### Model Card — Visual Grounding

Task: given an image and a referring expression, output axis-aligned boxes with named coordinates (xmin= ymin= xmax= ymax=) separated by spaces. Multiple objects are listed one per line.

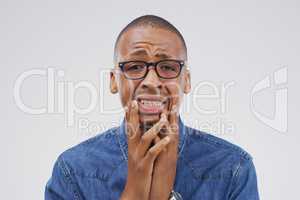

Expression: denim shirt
xmin=45 ymin=118 xmax=259 ymax=200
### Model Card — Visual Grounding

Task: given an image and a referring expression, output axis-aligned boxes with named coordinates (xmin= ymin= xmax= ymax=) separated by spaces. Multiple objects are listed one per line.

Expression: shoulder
xmin=185 ymin=126 xmax=252 ymax=160
xmin=182 ymin=126 xmax=254 ymax=179
xmin=55 ymin=127 xmax=124 ymax=180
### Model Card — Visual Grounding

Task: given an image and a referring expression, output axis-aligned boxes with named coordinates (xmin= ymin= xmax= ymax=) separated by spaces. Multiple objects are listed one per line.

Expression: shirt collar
xmin=117 ymin=116 xmax=187 ymax=161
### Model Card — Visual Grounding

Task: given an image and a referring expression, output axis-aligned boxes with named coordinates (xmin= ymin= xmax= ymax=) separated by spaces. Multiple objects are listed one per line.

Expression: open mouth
xmin=136 ymin=96 xmax=168 ymax=114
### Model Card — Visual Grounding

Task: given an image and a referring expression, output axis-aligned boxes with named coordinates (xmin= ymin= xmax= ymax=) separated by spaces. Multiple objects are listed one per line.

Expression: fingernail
xmin=172 ymin=105 xmax=177 ymax=112
xmin=132 ymin=100 xmax=137 ymax=108
xmin=172 ymin=105 xmax=179 ymax=116
xmin=161 ymin=113 xmax=166 ymax=121
xmin=165 ymin=136 xmax=170 ymax=143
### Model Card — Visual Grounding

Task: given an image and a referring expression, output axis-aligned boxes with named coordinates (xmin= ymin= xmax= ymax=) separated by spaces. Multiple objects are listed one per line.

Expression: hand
xmin=120 ymin=100 xmax=171 ymax=200
xmin=149 ymin=106 xmax=179 ymax=200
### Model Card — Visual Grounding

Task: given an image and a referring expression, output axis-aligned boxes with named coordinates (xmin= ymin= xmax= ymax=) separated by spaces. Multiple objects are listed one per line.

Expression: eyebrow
xmin=128 ymin=49 xmax=172 ymax=59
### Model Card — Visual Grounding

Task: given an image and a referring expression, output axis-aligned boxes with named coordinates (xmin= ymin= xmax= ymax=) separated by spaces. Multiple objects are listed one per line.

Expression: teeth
xmin=141 ymin=100 xmax=162 ymax=107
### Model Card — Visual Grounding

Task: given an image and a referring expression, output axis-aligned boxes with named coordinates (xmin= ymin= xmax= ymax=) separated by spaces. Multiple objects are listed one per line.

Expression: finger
xmin=155 ymin=134 xmax=168 ymax=152
xmin=153 ymin=136 xmax=161 ymax=151
xmin=144 ymin=136 xmax=170 ymax=163
xmin=126 ymin=100 xmax=140 ymax=145
xmin=137 ymin=113 xmax=167 ymax=156
xmin=130 ymin=100 xmax=140 ymax=140
xmin=158 ymin=110 xmax=169 ymax=138
xmin=125 ymin=103 xmax=132 ymax=137
xmin=169 ymin=105 xmax=179 ymax=135
xmin=169 ymin=105 xmax=178 ymax=124
xmin=124 ymin=105 xmax=130 ymax=123
xmin=154 ymin=136 xmax=160 ymax=144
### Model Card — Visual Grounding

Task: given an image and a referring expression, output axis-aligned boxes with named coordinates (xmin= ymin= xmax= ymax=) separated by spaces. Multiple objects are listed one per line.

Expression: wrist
xmin=120 ymin=185 xmax=147 ymax=200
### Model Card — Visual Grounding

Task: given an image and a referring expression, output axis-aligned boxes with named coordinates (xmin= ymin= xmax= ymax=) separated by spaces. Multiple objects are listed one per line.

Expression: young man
xmin=45 ymin=15 xmax=259 ymax=200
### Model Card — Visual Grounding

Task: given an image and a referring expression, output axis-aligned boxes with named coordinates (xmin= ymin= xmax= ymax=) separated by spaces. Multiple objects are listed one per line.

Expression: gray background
xmin=1 ymin=0 xmax=299 ymax=199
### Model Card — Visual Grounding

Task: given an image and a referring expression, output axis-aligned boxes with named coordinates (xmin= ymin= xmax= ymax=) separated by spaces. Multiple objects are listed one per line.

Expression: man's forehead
xmin=116 ymin=27 xmax=186 ymax=60
xmin=129 ymin=48 xmax=172 ymax=59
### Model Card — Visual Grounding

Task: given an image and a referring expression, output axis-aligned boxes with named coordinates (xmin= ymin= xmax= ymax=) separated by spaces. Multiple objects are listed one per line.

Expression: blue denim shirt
xmin=45 ymin=118 xmax=259 ymax=200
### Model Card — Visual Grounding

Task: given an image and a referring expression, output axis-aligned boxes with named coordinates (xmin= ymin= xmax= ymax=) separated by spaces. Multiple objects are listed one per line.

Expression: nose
xmin=140 ymin=66 xmax=162 ymax=91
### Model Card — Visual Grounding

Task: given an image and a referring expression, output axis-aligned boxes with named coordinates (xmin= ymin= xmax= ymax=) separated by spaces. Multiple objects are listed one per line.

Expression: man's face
xmin=111 ymin=26 xmax=191 ymax=125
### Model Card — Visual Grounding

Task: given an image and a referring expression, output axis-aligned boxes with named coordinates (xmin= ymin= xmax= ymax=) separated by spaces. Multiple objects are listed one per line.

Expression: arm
xmin=45 ymin=157 xmax=82 ymax=200
xmin=228 ymin=158 xmax=260 ymax=200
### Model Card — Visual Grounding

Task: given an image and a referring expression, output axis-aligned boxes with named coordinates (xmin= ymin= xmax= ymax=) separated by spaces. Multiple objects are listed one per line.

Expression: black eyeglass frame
xmin=118 ymin=59 xmax=185 ymax=80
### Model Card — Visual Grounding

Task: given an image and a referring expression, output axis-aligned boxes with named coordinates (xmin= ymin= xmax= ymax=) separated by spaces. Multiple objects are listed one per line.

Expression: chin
xmin=139 ymin=114 xmax=160 ymax=125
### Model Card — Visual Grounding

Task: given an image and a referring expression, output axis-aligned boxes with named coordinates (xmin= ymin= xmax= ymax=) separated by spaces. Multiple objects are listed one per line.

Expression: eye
xmin=160 ymin=65 xmax=177 ymax=72
xmin=125 ymin=64 xmax=145 ymax=72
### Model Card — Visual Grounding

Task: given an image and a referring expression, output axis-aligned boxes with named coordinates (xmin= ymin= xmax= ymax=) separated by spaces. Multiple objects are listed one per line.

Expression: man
xmin=45 ymin=15 xmax=259 ymax=200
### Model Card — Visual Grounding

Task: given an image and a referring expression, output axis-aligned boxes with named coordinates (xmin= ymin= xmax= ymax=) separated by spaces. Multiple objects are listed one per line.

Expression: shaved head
xmin=110 ymin=14 xmax=191 ymax=124
xmin=114 ymin=15 xmax=187 ymax=62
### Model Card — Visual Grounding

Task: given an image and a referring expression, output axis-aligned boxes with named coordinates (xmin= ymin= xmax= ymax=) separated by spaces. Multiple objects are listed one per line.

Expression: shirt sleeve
xmin=228 ymin=157 xmax=260 ymax=200
xmin=45 ymin=157 xmax=83 ymax=200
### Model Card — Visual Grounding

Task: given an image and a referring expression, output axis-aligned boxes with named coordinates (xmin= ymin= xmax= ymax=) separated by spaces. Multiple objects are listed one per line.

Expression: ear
xmin=110 ymin=70 xmax=118 ymax=94
xmin=183 ymin=68 xmax=191 ymax=94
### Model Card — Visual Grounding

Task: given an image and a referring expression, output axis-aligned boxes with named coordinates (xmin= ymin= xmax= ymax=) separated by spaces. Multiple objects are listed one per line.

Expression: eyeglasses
xmin=118 ymin=59 xmax=185 ymax=80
